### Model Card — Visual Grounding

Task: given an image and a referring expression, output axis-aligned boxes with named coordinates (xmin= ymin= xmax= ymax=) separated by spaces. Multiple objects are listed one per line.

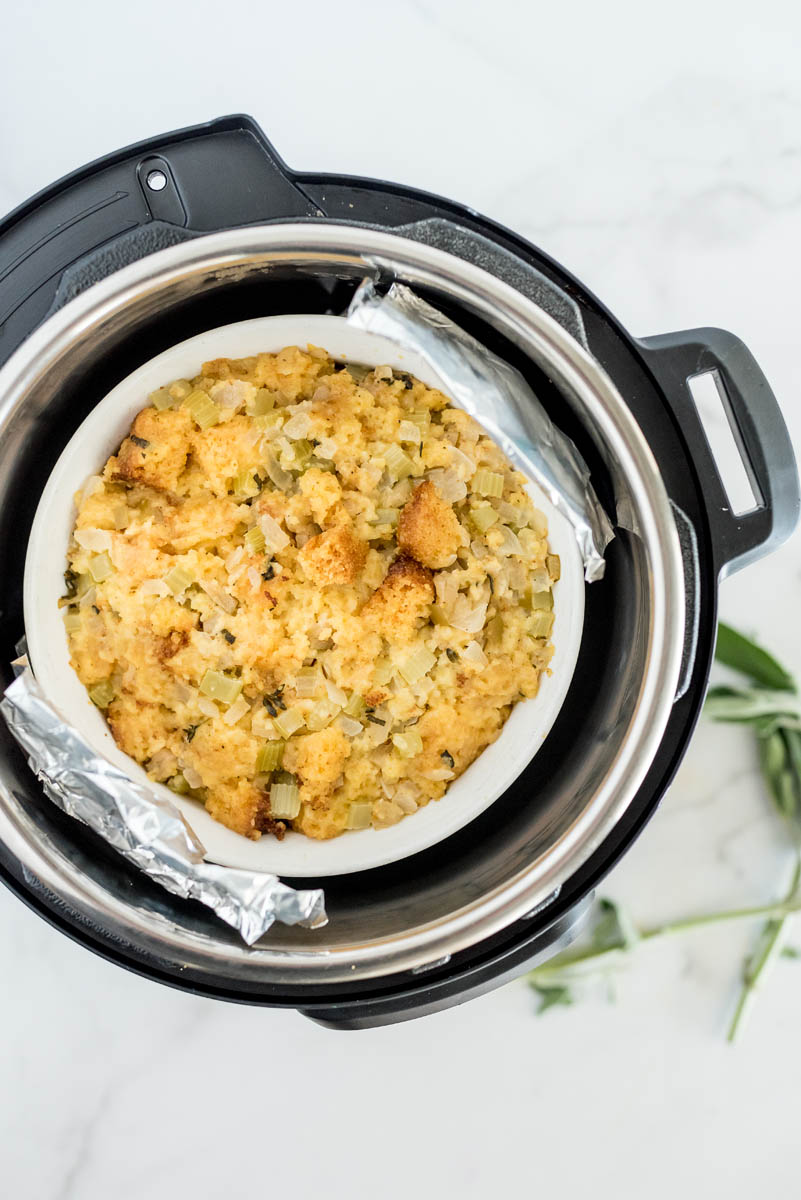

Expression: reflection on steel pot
xmin=0 ymin=115 xmax=797 ymax=1028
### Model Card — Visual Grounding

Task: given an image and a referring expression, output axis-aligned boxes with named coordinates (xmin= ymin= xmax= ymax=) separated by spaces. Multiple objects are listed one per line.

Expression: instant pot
xmin=0 ymin=114 xmax=797 ymax=1027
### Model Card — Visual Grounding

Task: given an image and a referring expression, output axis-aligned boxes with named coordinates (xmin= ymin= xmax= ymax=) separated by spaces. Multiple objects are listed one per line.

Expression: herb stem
xmin=528 ymin=892 xmax=801 ymax=983
xmin=726 ymin=855 xmax=801 ymax=1043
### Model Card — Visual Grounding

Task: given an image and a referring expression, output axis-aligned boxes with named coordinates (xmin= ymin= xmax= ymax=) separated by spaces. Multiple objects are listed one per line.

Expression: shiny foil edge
xmin=347 ymin=280 xmax=614 ymax=581
xmin=0 ymin=668 xmax=327 ymax=944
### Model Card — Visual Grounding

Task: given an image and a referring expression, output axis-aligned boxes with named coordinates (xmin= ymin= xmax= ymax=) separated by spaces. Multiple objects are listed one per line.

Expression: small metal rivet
xmin=146 ymin=169 xmax=168 ymax=192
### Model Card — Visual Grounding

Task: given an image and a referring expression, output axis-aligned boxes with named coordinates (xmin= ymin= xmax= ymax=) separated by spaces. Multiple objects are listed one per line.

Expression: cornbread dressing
xmin=63 ymin=346 xmax=557 ymax=841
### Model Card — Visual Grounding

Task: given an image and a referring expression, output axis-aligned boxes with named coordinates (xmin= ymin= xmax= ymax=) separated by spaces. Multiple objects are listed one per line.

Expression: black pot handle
xmin=639 ymin=328 xmax=799 ymax=577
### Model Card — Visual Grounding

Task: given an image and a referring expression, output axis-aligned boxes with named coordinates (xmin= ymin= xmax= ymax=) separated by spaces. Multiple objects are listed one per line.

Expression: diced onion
xmin=222 ymin=695 xmax=249 ymax=726
xmin=346 ymin=802 xmax=373 ymax=830
xmin=495 ymin=525 xmax=523 ymax=557
xmin=306 ymin=698 xmax=341 ymax=731
xmin=247 ymin=566 xmax=262 ymax=589
xmin=140 ymin=579 xmax=171 ymax=598
xmin=530 ymin=509 xmax=548 ymax=537
xmin=518 ymin=528 xmax=543 ymax=560
xmin=470 ymin=504 xmax=499 ymax=534
xmin=183 ymin=766 xmax=204 ymax=789
xmin=371 ymin=507 xmax=399 ymax=527
xmin=398 ymin=420 xmax=422 ymax=444
xmin=259 ymin=513 xmax=290 ymax=552
xmin=427 ymin=468 xmax=467 ymax=503
xmin=212 ymin=380 xmax=251 ymax=410
xmin=392 ymin=729 xmax=423 ymax=758
xmin=256 ymin=741 xmax=285 ymax=773
xmin=394 ymin=782 xmax=420 ymax=813
xmin=283 ymin=411 xmax=312 ymax=439
xmin=398 ymin=646 xmax=436 ymax=685
xmin=434 ymin=572 xmax=458 ymax=607
xmin=202 ymin=611 xmax=224 ymax=635
xmin=421 ymin=768 xmax=455 ymax=783
xmin=269 ymin=777 xmax=300 ymax=819
xmin=462 ymin=640 xmax=488 ymax=666
xmin=449 ymin=445 xmax=476 ymax=475
xmin=324 ymin=678 xmax=348 ymax=706
xmin=81 ymin=474 xmax=105 ymax=499
xmin=263 ymin=449 xmax=294 ymax=491
xmin=198 ymin=697 xmax=219 ymax=719
xmin=315 ymin=436 xmax=338 ymax=459
xmin=89 ymin=552 xmax=114 ymax=583
xmin=338 ymin=714 xmax=363 ymax=738
xmin=74 ymin=528 xmax=112 ymax=553
xmin=450 ymin=596 xmax=488 ymax=634
xmin=248 ymin=388 xmax=277 ymax=416
xmin=200 ymin=582 xmax=237 ymax=614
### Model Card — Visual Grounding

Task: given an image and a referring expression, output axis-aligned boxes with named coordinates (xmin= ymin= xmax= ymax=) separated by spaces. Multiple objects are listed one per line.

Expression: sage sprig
xmin=526 ymin=622 xmax=801 ymax=1041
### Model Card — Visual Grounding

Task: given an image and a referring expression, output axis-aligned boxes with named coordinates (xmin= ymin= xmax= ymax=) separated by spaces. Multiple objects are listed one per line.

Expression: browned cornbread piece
xmin=108 ymin=407 xmax=192 ymax=492
xmin=298 ymin=526 xmax=367 ymax=587
xmin=361 ymin=553 xmax=434 ymax=635
xmin=397 ymin=479 xmax=462 ymax=569
xmin=284 ymin=726 xmax=351 ymax=811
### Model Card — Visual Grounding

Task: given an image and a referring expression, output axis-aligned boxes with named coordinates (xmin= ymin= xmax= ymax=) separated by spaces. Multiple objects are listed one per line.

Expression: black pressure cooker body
xmin=0 ymin=115 xmax=796 ymax=1027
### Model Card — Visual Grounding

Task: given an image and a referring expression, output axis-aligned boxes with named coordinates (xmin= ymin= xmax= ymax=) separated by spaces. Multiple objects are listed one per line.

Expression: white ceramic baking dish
xmin=23 ymin=314 xmax=584 ymax=876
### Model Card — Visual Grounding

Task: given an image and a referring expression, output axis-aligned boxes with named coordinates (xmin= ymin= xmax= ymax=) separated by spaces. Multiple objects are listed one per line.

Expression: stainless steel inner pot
xmin=0 ymin=223 xmax=685 ymax=983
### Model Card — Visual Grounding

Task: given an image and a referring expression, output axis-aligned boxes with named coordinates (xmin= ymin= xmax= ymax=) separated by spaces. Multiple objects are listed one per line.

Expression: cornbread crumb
xmin=398 ymin=480 xmax=462 ymax=568
xmin=298 ymin=526 xmax=367 ymax=586
xmin=362 ymin=554 xmax=434 ymax=635
xmin=109 ymin=407 xmax=192 ymax=492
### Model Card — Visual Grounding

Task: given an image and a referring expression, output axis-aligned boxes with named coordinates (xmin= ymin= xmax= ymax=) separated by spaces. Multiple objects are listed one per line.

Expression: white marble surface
xmin=2 ymin=2 xmax=801 ymax=1196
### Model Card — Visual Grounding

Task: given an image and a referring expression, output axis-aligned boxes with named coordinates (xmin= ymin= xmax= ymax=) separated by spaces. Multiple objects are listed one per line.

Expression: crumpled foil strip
xmin=347 ymin=280 xmax=614 ymax=582
xmin=1 ymin=667 xmax=327 ymax=944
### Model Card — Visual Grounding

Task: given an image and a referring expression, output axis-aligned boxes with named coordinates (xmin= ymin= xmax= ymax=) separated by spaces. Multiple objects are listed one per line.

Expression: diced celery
xmin=398 ymin=646 xmax=437 ymax=684
xmin=309 ymin=457 xmax=335 ymax=473
xmin=168 ymin=379 xmax=193 ymax=401
xmin=88 ymin=679 xmax=115 ymax=709
xmin=546 ymin=553 xmax=561 ymax=582
xmin=89 ymin=552 xmax=114 ymax=583
xmin=256 ymin=741 xmax=285 ymax=774
xmin=343 ymin=693 xmax=366 ymax=720
xmin=408 ymin=409 xmax=430 ymax=428
xmin=183 ymin=389 xmax=220 ymax=429
xmin=385 ymin=444 xmax=414 ymax=479
xmin=231 ymin=470 xmax=260 ymax=499
xmin=473 ymin=469 xmax=504 ymax=498
xmin=470 ymin=504 xmax=499 ymax=534
xmin=430 ymin=604 xmax=450 ymax=626
xmin=392 ymin=729 xmax=424 ymax=758
xmin=295 ymin=667 xmax=320 ymax=698
xmin=74 ymin=573 xmax=94 ymax=599
xmin=199 ymin=670 xmax=242 ymax=706
xmin=63 ymin=609 xmax=82 ymax=634
xmin=273 ymin=706 xmax=305 ymax=738
xmin=290 ymin=439 xmax=314 ymax=470
xmin=528 ymin=611 xmax=554 ymax=639
xmin=372 ymin=508 xmax=399 ymax=526
xmin=346 ymin=801 xmax=373 ymax=830
xmin=530 ymin=590 xmax=553 ymax=612
xmin=164 ymin=565 xmax=194 ymax=595
xmin=249 ymin=388 xmax=277 ymax=415
xmin=149 ymin=386 xmax=175 ymax=411
xmin=168 ymin=774 xmax=190 ymax=795
xmin=245 ymin=527 xmax=266 ymax=554
xmin=269 ymin=776 xmax=301 ymax=819
xmin=486 ymin=614 xmax=504 ymax=647
xmin=253 ymin=410 xmax=284 ymax=431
